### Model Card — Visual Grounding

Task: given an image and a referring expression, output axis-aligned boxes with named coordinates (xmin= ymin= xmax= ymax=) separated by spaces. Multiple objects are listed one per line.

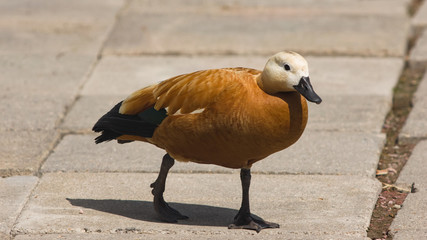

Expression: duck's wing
xmin=120 ymin=68 xmax=261 ymax=116
xmin=93 ymin=68 xmax=260 ymax=143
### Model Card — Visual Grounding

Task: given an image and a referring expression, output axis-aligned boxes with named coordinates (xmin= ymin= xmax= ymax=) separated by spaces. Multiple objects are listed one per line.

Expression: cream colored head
xmin=260 ymin=51 xmax=309 ymax=93
xmin=259 ymin=51 xmax=322 ymax=104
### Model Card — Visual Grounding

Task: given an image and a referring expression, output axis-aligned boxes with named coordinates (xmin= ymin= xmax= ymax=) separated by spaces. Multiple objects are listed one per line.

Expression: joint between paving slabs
xmin=9 ymin=177 xmax=43 ymax=239
xmin=37 ymin=3 xmax=129 ymax=178
xmin=35 ymin=132 xmax=65 ymax=178
xmin=54 ymin=0 xmax=127 ymax=131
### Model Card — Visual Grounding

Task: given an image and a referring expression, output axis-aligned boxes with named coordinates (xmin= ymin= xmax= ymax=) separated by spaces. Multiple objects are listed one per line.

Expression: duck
xmin=93 ymin=51 xmax=322 ymax=232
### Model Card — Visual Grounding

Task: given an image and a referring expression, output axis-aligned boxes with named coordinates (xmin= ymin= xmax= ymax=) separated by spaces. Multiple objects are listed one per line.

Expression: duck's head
xmin=259 ymin=51 xmax=322 ymax=104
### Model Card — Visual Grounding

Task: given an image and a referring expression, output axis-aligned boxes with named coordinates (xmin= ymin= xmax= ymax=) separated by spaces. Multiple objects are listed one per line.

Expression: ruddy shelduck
xmin=93 ymin=51 xmax=322 ymax=232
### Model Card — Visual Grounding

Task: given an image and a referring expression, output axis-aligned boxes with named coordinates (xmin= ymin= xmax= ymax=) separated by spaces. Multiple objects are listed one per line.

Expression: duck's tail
xmin=92 ymin=101 xmax=162 ymax=144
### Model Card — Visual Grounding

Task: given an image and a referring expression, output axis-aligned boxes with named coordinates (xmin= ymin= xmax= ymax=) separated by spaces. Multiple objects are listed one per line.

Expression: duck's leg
xmin=228 ymin=168 xmax=280 ymax=232
xmin=150 ymin=153 xmax=188 ymax=222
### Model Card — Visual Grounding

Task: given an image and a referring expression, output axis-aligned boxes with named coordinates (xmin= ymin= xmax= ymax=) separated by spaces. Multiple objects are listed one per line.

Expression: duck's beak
xmin=293 ymin=76 xmax=322 ymax=104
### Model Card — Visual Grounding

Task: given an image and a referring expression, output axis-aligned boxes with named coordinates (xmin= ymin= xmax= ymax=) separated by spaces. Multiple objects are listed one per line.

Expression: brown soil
xmin=368 ymin=190 xmax=409 ymax=239
xmin=377 ymin=68 xmax=424 ymax=185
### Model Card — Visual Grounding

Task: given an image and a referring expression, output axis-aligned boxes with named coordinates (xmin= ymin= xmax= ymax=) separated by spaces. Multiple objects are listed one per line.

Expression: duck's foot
xmin=151 ymin=188 xmax=188 ymax=223
xmin=228 ymin=212 xmax=279 ymax=233
xmin=229 ymin=168 xmax=280 ymax=232
xmin=150 ymin=154 xmax=188 ymax=223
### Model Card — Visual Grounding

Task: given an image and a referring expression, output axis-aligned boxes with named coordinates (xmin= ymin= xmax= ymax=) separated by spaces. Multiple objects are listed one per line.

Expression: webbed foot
xmin=228 ymin=211 xmax=279 ymax=233
xmin=151 ymin=181 xmax=188 ymax=222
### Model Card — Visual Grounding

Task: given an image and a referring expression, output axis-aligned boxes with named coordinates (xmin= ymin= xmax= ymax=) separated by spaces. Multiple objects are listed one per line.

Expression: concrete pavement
xmin=102 ymin=0 xmax=409 ymax=56
xmin=0 ymin=0 xmax=123 ymax=177
xmin=12 ymin=173 xmax=379 ymax=239
xmin=1 ymin=0 xmax=425 ymax=239
xmin=390 ymin=141 xmax=427 ymax=239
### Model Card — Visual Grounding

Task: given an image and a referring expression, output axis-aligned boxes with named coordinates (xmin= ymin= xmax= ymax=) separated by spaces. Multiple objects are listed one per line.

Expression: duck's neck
xmin=256 ymin=74 xmax=265 ymax=90
xmin=257 ymin=71 xmax=296 ymax=95
xmin=256 ymin=72 xmax=282 ymax=95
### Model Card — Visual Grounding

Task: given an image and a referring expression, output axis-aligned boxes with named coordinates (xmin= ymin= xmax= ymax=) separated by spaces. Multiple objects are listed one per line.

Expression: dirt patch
xmin=368 ymin=189 xmax=408 ymax=239
xmin=377 ymin=68 xmax=424 ymax=185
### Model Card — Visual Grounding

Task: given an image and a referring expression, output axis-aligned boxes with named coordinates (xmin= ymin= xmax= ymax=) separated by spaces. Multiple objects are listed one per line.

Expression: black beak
xmin=293 ymin=76 xmax=322 ymax=104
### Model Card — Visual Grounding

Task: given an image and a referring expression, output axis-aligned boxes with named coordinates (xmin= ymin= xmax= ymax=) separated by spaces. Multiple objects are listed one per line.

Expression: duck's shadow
xmin=66 ymin=198 xmax=241 ymax=227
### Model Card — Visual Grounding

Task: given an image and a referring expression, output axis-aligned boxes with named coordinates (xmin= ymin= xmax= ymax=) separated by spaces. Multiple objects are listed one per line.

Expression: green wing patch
xmin=138 ymin=107 xmax=168 ymax=126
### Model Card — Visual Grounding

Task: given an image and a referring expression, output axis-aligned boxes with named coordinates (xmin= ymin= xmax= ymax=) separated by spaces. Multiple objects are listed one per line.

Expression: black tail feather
xmin=94 ymin=130 xmax=120 ymax=144
xmin=92 ymin=101 xmax=158 ymax=144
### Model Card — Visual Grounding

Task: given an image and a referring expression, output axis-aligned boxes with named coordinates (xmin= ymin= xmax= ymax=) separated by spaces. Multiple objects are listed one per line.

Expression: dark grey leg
xmin=228 ymin=168 xmax=280 ymax=232
xmin=150 ymin=153 xmax=188 ymax=222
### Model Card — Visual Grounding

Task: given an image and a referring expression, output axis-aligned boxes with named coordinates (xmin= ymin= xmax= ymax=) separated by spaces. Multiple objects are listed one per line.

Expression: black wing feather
xmin=92 ymin=101 xmax=160 ymax=144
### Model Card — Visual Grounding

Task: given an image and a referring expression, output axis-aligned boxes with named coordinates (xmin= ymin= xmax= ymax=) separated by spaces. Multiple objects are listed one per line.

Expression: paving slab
xmin=0 ymin=0 xmax=122 ymax=131
xmin=114 ymin=0 xmax=407 ymax=15
xmin=389 ymin=141 xmax=427 ymax=239
xmin=80 ymin=56 xmax=403 ymax=98
xmin=42 ymin=130 xmax=382 ymax=176
xmin=391 ymin=229 xmax=427 ymax=240
xmin=66 ymin=55 xmax=401 ymax=133
xmin=412 ymin=0 xmax=427 ymax=30
xmin=409 ymin=30 xmax=427 ymax=71
xmin=395 ymin=140 xmax=427 ymax=187
xmin=64 ymin=55 xmax=401 ymax=134
xmin=0 ymin=233 xmax=10 ymax=240
xmin=13 ymin=172 xmax=381 ymax=238
xmin=41 ymin=134 xmax=170 ymax=174
xmin=62 ymin=94 xmax=390 ymax=134
xmin=400 ymin=73 xmax=427 ymax=140
xmin=0 ymin=176 xmax=39 ymax=238
xmin=103 ymin=0 xmax=409 ymax=57
xmin=0 ymin=54 xmax=97 ymax=131
xmin=389 ymin=188 xmax=427 ymax=239
xmin=0 ymin=0 xmax=123 ymax=55
xmin=80 ymin=55 xmax=267 ymax=97
xmin=14 ymin=233 xmax=371 ymax=240
xmin=306 ymin=95 xmax=389 ymax=133
xmin=61 ymin=95 xmax=124 ymax=133
xmin=308 ymin=57 xmax=402 ymax=98
xmin=0 ymin=130 xmax=59 ymax=177
xmin=0 ymin=0 xmax=123 ymax=176
xmin=253 ymin=131 xmax=383 ymax=177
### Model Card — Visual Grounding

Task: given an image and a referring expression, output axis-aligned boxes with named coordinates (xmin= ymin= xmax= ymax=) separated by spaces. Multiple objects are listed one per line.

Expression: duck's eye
xmin=284 ymin=64 xmax=291 ymax=71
